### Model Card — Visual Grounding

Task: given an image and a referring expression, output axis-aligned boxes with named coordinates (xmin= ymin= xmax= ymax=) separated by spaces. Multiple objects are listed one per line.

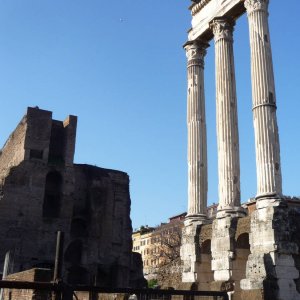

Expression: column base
xmin=216 ymin=206 xmax=246 ymax=219
xmin=255 ymin=194 xmax=286 ymax=209
xmin=181 ymin=215 xmax=208 ymax=283
xmin=211 ymin=215 xmax=238 ymax=282
xmin=240 ymin=201 xmax=300 ymax=299
xmin=184 ymin=213 xmax=208 ymax=226
xmin=240 ymin=278 xmax=263 ymax=290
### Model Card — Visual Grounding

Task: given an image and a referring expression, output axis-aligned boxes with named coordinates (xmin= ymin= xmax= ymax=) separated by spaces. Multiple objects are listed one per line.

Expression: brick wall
xmin=2 ymin=268 xmax=52 ymax=300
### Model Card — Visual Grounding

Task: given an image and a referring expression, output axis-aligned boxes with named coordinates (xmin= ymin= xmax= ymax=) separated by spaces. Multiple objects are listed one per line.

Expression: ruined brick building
xmin=0 ymin=106 xmax=143 ymax=287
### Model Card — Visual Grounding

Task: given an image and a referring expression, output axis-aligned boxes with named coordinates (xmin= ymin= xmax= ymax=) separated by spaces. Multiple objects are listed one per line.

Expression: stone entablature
xmin=188 ymin=0 xmax=244 ymax=41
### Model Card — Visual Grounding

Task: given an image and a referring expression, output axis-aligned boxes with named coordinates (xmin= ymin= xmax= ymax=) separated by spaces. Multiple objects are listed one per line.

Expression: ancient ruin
xmin=180 ymin=0 xmax=300 ymax=299
xmin=0 ymin=107 xmax=144 ymax=288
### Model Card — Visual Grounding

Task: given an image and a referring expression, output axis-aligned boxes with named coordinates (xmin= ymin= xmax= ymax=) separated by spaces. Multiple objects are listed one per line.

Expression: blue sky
xmin=0 ymin=1 xmax=299 ymax=229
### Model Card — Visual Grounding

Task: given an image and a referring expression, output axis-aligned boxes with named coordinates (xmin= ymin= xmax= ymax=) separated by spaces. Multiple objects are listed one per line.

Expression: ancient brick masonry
xmin=0 ymin=107 xmax=143 ymax=288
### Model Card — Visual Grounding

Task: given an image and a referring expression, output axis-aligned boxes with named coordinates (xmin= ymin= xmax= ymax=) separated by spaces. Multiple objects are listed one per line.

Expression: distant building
xmin=132 ymin=204 xmax=230 ymax=281
xmin=0 ymin=107 xmax=144 ymax=287
xmin=132 ymin=212 xmax=185 ymax=280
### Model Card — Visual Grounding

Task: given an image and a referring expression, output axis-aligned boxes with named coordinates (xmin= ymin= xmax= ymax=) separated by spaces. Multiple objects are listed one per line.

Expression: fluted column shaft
xmin=210 ymin=18 xmax=242 ymax=216
xmin=245 ymin=0 xmax=282 ymax=198
xmin=185 ymin=41 xmax=208 ymax=220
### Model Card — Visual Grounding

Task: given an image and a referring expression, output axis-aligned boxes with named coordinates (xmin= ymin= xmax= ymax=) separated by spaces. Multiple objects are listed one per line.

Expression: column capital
xmin=184 ymin=40 xmax=209 ymax=64
xmin=210 ymin=17 xmax=235 ymax=42
xmin=244 ymin=0 xmax=269 ymax=14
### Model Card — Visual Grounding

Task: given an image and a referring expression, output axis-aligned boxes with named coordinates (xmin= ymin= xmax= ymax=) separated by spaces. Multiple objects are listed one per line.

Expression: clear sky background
xmin=0 ymin=0 xmax=299 ymax=230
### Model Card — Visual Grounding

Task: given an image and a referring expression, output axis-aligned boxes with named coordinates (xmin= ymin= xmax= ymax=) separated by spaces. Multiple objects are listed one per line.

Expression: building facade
xmin=133 ymin=205 xmax=218 ymax=282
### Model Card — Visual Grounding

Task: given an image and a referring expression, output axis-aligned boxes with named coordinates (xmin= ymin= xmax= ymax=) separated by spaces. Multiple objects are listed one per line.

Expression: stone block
xmin=245 ymin=254 xmax=267 ymax=279
xmin=275 ymin=265 xmax=299 ymax=279
xmin=239 ymin=289 xmax=264 ymax=300
xmin=214 ymin=270 xmax=231 ymax=281
xmin=212 ymin=238 xmax=231 ymax=251
xmin=240 ymin=278 xmax=263 ymax=290
xmin=277 ymin=279 xmax=300 ymax=300
xmin=182 ymin=272 xmax=196 ymax=283
xmin=274 ymin=254 xmax=295 ymax=267
xmin=211 ymin=256 xmax=231 ymax=271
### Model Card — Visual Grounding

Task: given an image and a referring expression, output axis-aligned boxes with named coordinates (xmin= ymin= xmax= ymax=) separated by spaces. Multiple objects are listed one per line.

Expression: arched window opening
xmin=198 ymin=239 xmax=213 ymax=291
xmin=236 ymin=233 xmax=250 ymax=249
xmin=233 ymin=233 xmax=251 ymax=293
xmin=97 ymin=265 xmax=111 ymax=287
xmin=201 ymin=239 xmax=211 ymax=254
xmin=42 ymin=171 xmax=62 ymax=218
xmin=48 ymin=122 xmax=65 ymax=164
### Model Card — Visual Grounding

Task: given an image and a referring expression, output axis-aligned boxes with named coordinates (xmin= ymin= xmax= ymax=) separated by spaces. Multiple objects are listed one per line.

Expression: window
xmin=48 ymin=123 xmax=65 ymax=164
xmin=30 ymin=149 xmax=43 ymax=160
xmin=42 ymin=171 xmax=62 ymax=218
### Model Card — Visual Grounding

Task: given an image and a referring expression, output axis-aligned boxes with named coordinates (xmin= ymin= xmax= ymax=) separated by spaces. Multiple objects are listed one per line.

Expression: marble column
xmin=185 ymin=40 xmax=209 ymax=223
xmin=245 ymin=0 xmax=282 ymax=201
xmin=181 ymin=40 xmax=209 ymax=283
xmin=210 ymin=17 xmax=243 ymax=217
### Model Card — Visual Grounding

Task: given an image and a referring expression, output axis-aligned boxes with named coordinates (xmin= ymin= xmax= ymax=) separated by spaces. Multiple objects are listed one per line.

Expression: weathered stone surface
xmin=181 ymin=222 xmax=202 ymax=282
xmin=199 ymin=223 xmax=212 ymax=244
xmin=0 ymin=107 xmax=143 ymax=288
xmin=211 ymin=216 xmax=238 ymax=281
xmin=235 ymin=216 xmax=251 ymax=238
xmin=241 ymin=202 xmax=300 ymax=299
xmin=239 ymin=289 xmax=264 ymax=300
